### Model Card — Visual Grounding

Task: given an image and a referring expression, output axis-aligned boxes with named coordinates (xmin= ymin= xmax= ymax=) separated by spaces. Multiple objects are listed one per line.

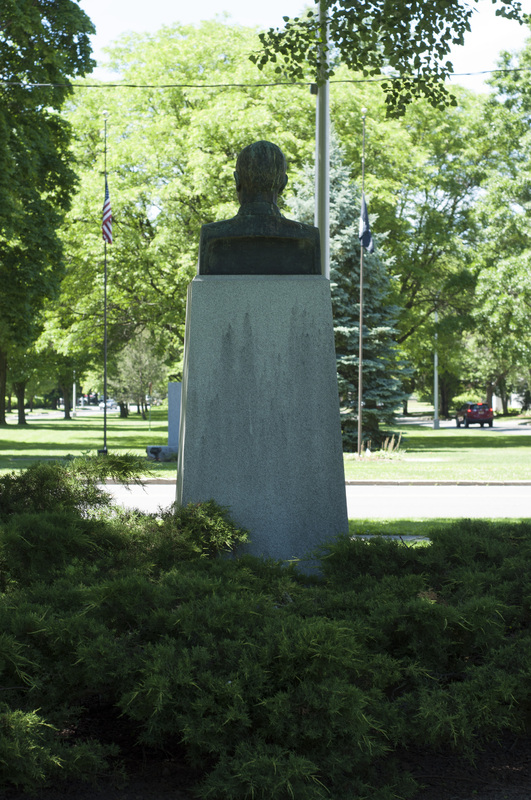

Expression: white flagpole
xmin=433 ymin=306 xmax=440 ymax=429
xmin=357 ymin=108 xmax=367 ymax=456
xmin=100 ymin=111 xmax=109 ymax=456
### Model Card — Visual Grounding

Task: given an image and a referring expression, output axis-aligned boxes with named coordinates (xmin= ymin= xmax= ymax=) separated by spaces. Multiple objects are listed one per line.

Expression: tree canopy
xmin=7 ymin=12 xmax=531 ymax=419
xmin=0 ymin=0 xmax=95 ymax=423
xmin=253 ymin=0 xmax=528 ymax=114
xmin=56 ymin=21 xmax=319 ymax=385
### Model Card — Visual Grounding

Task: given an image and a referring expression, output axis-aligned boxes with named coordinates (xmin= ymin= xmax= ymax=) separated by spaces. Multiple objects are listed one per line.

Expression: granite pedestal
xmin=176 ymin=275 xmax=348 ymax=563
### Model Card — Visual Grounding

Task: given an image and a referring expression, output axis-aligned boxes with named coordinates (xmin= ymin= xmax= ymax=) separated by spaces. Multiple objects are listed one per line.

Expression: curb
xmin=105 ymin=479 xmax=531 ymax=487
xmin=346 ymin=480 xmax=531 ymax=486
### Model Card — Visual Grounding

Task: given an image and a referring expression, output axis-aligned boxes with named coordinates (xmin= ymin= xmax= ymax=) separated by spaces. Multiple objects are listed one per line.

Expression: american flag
xmin=102 ymin=178 xmax=112 ymax=244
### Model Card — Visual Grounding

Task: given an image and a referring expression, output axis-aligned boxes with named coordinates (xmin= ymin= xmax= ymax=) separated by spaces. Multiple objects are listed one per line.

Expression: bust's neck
xmin=237 ymin=188 xmax=281 ymax=205
xmin=237 ymin=200 xmax=282 ymax=217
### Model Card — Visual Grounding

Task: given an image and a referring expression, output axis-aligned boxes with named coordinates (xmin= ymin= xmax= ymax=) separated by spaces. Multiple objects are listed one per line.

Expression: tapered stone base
xmin=176 ymin=275 xmax=348 ymax=564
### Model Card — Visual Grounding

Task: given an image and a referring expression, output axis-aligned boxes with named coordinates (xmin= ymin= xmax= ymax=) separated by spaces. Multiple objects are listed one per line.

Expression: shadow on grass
xmin=402 ymin=431 xmax=531 ymax=452
xmin=11 ymin=421 xmax=166 ymax=434
xmin=349 ymin=519 xmax=445 ymax=537
xmin=347 ymin=518 xmax=531 ymax=538
xmin=0 ymin=440 xmax=97 ymax=453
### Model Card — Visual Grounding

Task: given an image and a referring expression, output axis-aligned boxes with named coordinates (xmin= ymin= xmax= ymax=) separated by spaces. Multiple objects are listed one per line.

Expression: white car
xmin=98 ymin=398 xmax=118 ymax=410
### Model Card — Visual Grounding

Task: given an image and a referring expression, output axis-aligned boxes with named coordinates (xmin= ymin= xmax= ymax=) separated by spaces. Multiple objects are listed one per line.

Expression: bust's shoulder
xmin=201 ymin=209 xmax=318 ymax=242
xmin=200 ymin=216 xmax=241 ymax=240
xmin=198 ymin=204 xmax=321 ymax=275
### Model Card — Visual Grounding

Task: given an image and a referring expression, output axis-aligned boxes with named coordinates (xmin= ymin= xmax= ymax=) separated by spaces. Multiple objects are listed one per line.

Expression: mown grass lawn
xmin=0 ymin=407 xmax=170 ymax=474
xmin=2 ymin=409 xmax=531 ymax=482
xmin=344 ymin=422 xmax=531 ymax=482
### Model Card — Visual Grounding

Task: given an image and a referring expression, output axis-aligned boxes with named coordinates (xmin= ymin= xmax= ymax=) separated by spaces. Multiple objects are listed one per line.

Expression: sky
xmin=78 ymin=0 xmax=531 ymax=93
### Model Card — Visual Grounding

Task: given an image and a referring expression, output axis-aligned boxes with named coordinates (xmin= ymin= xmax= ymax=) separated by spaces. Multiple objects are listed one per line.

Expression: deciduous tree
xmin=0 ymin=0 xmax=94 ymax=423
xmin=254 ymin=0 xmax=527 ymax=114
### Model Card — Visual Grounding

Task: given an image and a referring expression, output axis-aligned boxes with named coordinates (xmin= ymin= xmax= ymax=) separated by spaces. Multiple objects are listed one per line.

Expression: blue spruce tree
xmin=289 ymin=141 xmax=408 ymax=450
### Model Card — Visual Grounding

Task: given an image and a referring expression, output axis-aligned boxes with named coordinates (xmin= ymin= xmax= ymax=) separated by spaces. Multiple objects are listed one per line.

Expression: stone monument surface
xmin=177 ymin=141 xmax=348 ymax=564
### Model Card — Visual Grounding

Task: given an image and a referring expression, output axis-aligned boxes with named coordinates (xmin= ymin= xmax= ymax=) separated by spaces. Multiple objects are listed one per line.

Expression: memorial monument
xmin=176 ymin=141 xmax=348 ymax=564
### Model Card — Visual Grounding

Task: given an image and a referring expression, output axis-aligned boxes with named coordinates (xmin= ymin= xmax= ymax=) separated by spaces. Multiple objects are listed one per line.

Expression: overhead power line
xmin=0 ymin=66 xmax=529 ymax=91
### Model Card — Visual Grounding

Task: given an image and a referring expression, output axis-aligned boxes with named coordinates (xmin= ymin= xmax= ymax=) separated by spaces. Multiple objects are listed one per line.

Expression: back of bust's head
xmin=235 ymin=141 xmax=287 ymax=195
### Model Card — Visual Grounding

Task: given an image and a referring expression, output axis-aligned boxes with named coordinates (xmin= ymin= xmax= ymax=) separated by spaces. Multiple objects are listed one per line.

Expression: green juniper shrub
xmin=2 ymin=462 xmax=531 ymax=797
xmin=0 ymin=460 xmax=108 ymax=519
xmin=0 ymin=703 xmax=119 ymax=794
xmin=113 ymin=500 xmax=250 ymax=572
xmin=0 ymin=705 xmax=64 ymax=792
xmin=0 ymin=454 xmax=147 ymax=521
xmin=1 ymin=512 xmax=111 ymax=584
xmin=165 ymin=499 xmax=249 ymax=557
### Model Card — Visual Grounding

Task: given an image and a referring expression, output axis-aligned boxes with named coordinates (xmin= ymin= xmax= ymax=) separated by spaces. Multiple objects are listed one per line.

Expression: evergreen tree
xmin=289 ymin=142 xmax=408 ymax=449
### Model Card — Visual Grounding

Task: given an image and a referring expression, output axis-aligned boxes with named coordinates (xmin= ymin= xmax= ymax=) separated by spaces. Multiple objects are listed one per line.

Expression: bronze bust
xmin=198 ymin=141 xmax=321 ymax=275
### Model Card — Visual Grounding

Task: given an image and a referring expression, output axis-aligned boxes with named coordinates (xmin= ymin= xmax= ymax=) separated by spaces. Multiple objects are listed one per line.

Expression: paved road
xmin=103 ymin=415 xmax=531 ymax=519
xmin=399 ymin=416 xmax=531 ymax=436
xmin=105 ymin=481 xmax=531 ymax=520
xmin=345 ymin=483 xmax=530 ymax=519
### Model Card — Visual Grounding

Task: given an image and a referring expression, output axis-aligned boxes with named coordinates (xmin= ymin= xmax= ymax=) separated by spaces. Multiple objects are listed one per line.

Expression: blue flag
xmin=359 ymin=193 xmax=374 ymax=253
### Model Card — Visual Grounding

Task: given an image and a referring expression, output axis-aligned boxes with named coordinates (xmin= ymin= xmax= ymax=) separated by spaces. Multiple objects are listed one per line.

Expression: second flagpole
xmin=100 ymin=110 xmax=110 ymax=456
xmin=357 ymin=108 xmax=367 ymax=457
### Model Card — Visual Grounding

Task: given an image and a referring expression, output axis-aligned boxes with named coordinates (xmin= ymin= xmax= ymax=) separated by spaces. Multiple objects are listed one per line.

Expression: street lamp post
xmin=314 ymin=0 xmax=330 ymax=279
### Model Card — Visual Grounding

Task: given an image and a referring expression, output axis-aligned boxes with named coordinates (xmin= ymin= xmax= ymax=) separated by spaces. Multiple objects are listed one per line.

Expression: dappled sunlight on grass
xmin=0 ymin=409 xmax=168 ymax=473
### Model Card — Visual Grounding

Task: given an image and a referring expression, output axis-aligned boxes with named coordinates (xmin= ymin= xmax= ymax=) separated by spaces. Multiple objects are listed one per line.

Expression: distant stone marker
xmin=167 ymin=382 xmax=181 ymax=448
xmin=176 ymin=141 xmax=348 ymax=565
xmin=146 ymin=382 xmax=181 ymax=462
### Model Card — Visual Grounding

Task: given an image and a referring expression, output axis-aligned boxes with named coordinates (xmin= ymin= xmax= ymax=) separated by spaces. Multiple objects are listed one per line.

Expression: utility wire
xmin=0 ymin=66 xmax=529 ymax=90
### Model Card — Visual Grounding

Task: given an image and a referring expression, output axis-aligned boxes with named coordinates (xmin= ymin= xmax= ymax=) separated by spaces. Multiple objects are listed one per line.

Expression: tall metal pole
xmin=72 ymin=369 xmax=76 ymax=419
xmin=314 ymin=0 xmax=330 ymax=278
xmin=357 ymin=108 xmax=367 ymax=456
xmin=433 ymin=307 xmax=439 ymax=429
xmin=102 ymin=112 xmax=109 ymax=455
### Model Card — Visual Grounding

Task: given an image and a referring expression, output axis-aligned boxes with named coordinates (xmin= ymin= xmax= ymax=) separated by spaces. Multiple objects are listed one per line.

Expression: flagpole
xmin=358 ymin=108 xmax=367 ymax=456
xmin=100 ymin=111 xmax=109 ymax=456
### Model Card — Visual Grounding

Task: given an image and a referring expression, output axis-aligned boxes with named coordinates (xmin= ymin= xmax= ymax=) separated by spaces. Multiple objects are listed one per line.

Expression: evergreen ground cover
xmin=2 ymin=458 xmax=531 ymax=799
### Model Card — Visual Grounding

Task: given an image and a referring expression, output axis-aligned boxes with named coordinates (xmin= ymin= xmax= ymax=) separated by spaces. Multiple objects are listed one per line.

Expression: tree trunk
xmin=485 ymin=383 xmax=494 ymax=407
xmin=60 ymin=384 xmax=72 ymax=420
xmin=440 ymin=380 xmax=450 ymax=419
xmin=13 ymin=381 xmax=27 ymax=425
xmin=119 ymin=401 xmax=129 ymax=418
xmin=497 ymin=377 xmax=509 ymax=415
xmin=0 ymin=349 xmax=7 ymax=425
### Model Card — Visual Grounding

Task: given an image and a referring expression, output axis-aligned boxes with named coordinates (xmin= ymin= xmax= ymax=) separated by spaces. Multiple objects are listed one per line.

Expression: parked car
xmin=455 ymin=402 xmax=493 ymax=428
xmin=98 ymin=398 xmax=118 ymax=410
